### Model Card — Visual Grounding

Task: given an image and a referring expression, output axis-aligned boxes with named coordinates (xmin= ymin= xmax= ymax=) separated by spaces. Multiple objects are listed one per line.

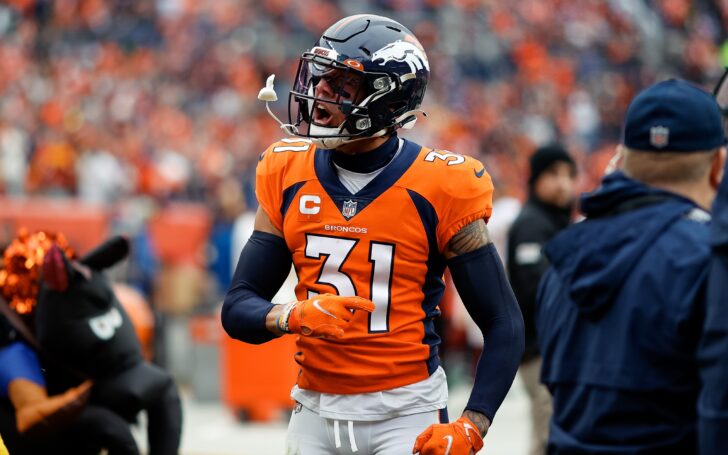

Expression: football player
xmin=221 ymin=14 xmax=524 ymax=455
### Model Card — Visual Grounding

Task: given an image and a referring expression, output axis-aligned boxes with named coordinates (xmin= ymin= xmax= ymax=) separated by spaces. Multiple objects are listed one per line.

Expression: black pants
xmin=0 ymin=400 xmax=139 ymax=455
xmin=94 ymin=362 xmax=183 ymax=455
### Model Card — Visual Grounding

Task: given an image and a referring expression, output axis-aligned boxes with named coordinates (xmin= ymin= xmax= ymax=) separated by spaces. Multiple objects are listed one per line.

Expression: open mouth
xmin=312 ymin=102 xmax=335 ymax=127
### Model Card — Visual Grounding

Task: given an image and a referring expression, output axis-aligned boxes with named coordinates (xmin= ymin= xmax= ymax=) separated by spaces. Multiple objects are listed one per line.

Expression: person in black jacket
xmin=507 ymin=144 xmax=576 ymax=455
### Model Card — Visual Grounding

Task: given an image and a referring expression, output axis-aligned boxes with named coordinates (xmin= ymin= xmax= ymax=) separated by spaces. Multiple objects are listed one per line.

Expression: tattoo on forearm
xmin=463 ymin=410 xmax=491 ymax=437
xmin=446 ymin=219 xmax=490 ymax=257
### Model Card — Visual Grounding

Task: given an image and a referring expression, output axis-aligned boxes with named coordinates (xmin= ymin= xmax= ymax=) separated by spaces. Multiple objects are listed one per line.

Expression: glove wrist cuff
xmin=276 ymin=300 xmax=297 ymax=334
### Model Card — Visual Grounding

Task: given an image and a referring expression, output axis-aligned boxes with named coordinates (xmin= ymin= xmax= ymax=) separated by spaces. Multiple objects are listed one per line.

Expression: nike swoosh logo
xmin=442 ymin=435 xmax=454 ymax=455
xmin=313 ymin=300 xmax=338 ymax=319
xmin=474 ymin=168 xmax=485 ymax=178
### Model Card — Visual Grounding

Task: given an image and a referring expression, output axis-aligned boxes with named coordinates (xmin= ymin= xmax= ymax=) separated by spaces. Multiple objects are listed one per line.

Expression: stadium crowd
xmin=1 ymin=0 xmax=726 ymax=203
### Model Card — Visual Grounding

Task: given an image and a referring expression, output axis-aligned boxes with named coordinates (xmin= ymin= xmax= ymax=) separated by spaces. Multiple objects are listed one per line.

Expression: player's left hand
xmin=412 ymin=416 xmax=484 ymax=455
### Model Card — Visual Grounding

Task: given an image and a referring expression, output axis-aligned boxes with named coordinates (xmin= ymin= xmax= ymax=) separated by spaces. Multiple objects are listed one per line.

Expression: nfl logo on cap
xmin=649 ymin=125 xmax=669 ymax=149
xmin=624 ymin=80 xmax=725 ymax=152
xmin=342 ymin=200 xmax=357 ymax=219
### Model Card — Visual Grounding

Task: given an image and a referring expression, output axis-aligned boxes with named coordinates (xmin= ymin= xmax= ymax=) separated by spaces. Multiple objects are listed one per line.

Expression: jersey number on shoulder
xmin=305 ymin=234 xmax=394 ymax=333
xmin=424 ymin=150 xmax=464 ymax=166
xmin=272 ymin=138 xmax=312 ymax=153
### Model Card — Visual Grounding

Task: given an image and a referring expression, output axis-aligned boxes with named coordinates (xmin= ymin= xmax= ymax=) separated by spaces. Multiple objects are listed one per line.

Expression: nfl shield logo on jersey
xmin=342 ymin=200 xmax=357 ymax=219
xmin=649 ymin=125 xmax=669 ymax=149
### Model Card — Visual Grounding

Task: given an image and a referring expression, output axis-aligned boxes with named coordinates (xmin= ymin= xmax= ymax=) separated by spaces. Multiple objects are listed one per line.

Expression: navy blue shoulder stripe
xmin=281 ymin=181 xmax=306 ymax=219
xmin=407 ymin=189 xmax=439 ymax=250
xmin=407 ymin=188 xmax=447 ymax=375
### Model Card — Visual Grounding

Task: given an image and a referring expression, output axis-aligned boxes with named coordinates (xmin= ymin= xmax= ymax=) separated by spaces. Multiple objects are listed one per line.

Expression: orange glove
xmin=278 ymin=293 xmax=375 ymax=339
xmin=413 ymin=416 xmax=484 ymax=455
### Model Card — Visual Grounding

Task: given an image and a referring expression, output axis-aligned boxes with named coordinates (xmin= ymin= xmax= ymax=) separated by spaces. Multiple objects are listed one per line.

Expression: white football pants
xmin=286 ymin=403 xmax=443 ymax=454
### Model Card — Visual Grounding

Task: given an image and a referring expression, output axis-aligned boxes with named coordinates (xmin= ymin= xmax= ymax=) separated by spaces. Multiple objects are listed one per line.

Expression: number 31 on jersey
xmin=305 ymin=234 xmax=394 ymax=333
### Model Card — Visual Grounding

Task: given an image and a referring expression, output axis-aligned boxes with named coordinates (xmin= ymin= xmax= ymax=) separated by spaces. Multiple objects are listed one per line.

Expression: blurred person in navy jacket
xmin=536 ymin=79 xmax=727 ymax=454
xmin=700 ymin=69 xmax=728 ymax=453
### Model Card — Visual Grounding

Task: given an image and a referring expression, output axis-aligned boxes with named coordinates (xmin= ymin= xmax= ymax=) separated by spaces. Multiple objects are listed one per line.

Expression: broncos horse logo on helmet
xmin=286 ymin=14 xmax=430 ymax=149
xmin=371 ymin=40 xmax=430 ymax=73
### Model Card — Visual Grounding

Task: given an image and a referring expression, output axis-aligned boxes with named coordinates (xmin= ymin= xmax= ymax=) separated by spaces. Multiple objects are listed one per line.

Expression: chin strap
xmin=307 ymin=124 xmax=389 ymax=149
xmin=322 ymin=110 xmax=426 ymax=148
xmin=393 ymin=109 xmax=427 ymax=130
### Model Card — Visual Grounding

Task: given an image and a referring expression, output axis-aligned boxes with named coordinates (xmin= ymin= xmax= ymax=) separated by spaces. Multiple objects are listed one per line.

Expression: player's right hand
xmin=278 ymin=293 xmax=375 ymax=339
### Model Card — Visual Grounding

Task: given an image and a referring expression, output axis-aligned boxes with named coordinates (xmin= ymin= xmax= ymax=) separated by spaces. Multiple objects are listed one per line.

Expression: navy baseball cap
xmin=622 ymin=78 xmax=726 ymax=152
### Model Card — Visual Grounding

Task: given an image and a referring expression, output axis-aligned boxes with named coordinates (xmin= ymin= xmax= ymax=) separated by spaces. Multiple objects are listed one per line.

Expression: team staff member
xmin=507 ymin=144 xmax=576 ymax=455
xmin=536 ymin=79 xmax=726 ymax=453
xmin=221 ymin=14 xmax=524 ymax=455
xmin=699 ymin=69 xmax=728 ymax=454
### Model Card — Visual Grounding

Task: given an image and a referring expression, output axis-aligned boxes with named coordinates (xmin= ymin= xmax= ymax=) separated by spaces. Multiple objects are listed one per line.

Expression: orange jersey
xmin=256 ymin=137 xmax=493 ymax=394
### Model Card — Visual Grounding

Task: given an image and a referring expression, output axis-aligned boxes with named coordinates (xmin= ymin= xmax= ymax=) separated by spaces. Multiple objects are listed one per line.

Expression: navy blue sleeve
xmin=447 ymin=243 xmax=525 ymax=422
xmin=699 ymin=248 xmax=728 ymax=454
xmin=0 ymin=341 xmax=45 ymax=397
xmin=221 ymin=231 xmax=293 ymax=344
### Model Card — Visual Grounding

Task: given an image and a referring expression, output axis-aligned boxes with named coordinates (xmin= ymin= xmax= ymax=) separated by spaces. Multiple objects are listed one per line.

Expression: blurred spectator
xmin=207 ymin=177 xmax=248 ymax=297
xmin=0 ymin=120 xmax=29 ymax=196
xmin=77 ymin=149 xmax=132 ymax=204
xmin=507 ymin=144 xmax=576 ymax=455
